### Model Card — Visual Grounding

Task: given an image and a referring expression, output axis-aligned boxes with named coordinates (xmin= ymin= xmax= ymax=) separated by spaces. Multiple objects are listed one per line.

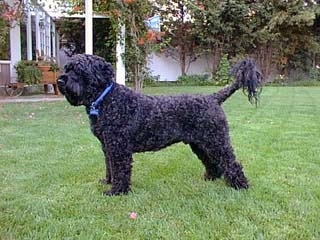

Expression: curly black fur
xmin=57 ymin=54 xmax=263 ymax=196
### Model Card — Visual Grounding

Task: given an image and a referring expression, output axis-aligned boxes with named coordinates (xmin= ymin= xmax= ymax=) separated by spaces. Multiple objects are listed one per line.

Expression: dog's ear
xmin=92 ymin=57 xmax=115 ymax=82
xmin=65 ymin=54 xmax=115 ymax=88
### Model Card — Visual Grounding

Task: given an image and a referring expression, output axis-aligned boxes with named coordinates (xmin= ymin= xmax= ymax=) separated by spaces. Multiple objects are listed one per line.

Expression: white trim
xmin=0 ymin=61 xmax=11 ymax=64
xmin=51 ymin=13 xmax=108 ymax=19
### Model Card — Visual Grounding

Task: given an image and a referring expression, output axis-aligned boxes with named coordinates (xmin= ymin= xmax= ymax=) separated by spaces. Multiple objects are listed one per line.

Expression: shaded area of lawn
xmin=0 ymin=86 xmax=319 ymax=239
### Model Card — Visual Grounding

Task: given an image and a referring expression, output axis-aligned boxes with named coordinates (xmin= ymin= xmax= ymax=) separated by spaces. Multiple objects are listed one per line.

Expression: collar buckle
xmin=89 ymin=104 xmax=99 ymax=116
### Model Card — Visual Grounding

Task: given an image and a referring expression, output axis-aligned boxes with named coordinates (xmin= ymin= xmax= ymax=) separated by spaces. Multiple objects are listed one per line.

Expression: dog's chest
xmin=89 ymin=117 xmax=104 ymax=139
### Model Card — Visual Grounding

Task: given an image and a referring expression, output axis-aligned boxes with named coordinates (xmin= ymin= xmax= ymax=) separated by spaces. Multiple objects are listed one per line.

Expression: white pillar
xmin=35 ymin=8 xmax=41 ymax=58
xmin=26 ymin=0 xmax=32 ymax=60
xmin=51 ymin=21 xmax=57 ymax=59
xmin=46 ymin=15 xmax=51 ymax=58
xmin=56 ymin=33 xmax=61 ymax=66
xmin=7 ymin=0 xmax=21 ymax=82
xmin=9 ymin=25 xmax=21 ymax=82
xmin=85 ymin=0 xmax=93 ymax=54
xmin=116 ymin=25 xmax=125 ymax=85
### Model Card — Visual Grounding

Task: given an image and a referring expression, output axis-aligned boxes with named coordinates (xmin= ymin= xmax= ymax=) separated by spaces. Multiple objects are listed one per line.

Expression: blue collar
xmin=89 ymin=83 xmax=114 ymax=116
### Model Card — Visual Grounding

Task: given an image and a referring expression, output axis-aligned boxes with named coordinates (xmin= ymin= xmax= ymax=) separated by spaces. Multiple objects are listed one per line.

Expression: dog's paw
xmin=228 ymin=177 xmax=249 ymax=190
xmin=103 ymin=188 xmax=130 ymax=196
xmin=203 ymin=170 xmax=223 ymax=181
xmin=204 ymin=173 xmax=217 ymax=181
xmin=99 ymin=178 xmax=111 ymax=185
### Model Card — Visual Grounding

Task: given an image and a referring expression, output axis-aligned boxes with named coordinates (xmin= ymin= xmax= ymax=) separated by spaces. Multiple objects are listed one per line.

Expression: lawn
xmin=0 ymin=86 xmax=319 ymax=239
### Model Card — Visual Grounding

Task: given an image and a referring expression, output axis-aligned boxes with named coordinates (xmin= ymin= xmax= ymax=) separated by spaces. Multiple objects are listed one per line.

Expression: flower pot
xmin=37 ymin=65 xmax=59 ymax=95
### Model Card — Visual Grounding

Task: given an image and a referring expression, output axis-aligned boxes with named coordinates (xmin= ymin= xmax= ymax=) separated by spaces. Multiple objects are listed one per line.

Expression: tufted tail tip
xmin=230 ymin=58 xmax=263 ymax=106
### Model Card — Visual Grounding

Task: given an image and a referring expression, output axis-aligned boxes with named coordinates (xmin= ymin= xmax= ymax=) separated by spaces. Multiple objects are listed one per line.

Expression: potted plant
xmin=14 ymin=60 xmax=42 ymax=85
xmin=35 ymin=49 xmax=60 ymax=83
xmin=36 ymin=59 xmax=60 ymax=84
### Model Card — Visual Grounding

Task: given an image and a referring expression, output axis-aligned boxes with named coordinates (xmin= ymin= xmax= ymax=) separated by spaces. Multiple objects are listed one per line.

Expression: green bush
xmin=213 ymin=55 xmax=232 ymax=86
xmin=14 ymin=60 xmax=42 ymax=85
xmin=143 ymin=74 xmax=160 ymax=87
xmin=177 ymin=74 xmax=214 ymax=86
xmin=286 ymin=80 xmax=320 ymax=87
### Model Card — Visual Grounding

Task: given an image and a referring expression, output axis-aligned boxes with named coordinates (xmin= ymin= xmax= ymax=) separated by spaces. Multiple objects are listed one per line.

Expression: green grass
xmin=0 ymin=86 xmax=319 ymax=239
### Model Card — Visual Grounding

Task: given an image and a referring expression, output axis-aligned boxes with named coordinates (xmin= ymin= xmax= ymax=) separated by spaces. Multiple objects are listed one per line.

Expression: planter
xmin=37 ymin=65 xmax=59 ymax=95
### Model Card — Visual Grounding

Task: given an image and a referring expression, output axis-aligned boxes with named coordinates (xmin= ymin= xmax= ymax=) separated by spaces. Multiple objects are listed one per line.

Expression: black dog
xmin=57 ymin=54 xmax=262 ymax=196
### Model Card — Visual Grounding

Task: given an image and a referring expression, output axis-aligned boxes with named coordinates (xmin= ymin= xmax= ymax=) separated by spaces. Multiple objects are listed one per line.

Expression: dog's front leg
xmin=103 ymin=138 xmax=133 ymax=196
xmin=103 ymin=152 xmax=133 ymax=196
xmin=99 ymin=147 xmax=112 ymax=185
xmin=94 ymin=131 xmax=112 ymax=185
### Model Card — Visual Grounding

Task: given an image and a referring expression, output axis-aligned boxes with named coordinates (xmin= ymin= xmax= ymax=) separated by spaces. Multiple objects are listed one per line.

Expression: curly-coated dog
xmin=57 ymin=54 xmax=263 ymax=196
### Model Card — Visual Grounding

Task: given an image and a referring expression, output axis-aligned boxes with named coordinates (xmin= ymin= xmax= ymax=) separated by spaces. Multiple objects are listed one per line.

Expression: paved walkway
xmin=0 ymin=95 xmax=65 ymax=103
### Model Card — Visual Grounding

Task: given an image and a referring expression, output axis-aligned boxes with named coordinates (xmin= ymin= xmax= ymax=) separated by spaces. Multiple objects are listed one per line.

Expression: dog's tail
xmin=214 ymin=58 xmax=263 ymax=105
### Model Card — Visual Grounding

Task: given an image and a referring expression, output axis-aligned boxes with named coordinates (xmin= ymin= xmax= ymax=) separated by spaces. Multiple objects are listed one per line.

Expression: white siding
xmin=147 ymin=53 xmax=214 ymax=81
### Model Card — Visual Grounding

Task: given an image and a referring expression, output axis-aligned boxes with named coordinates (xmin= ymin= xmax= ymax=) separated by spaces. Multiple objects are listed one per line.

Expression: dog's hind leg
xmin=208 ymin=139 xmax=249 ymax=190
xmin=191 ymin=138 xmax=249 ymax=190
xmin=189 ymin=143 xmax=223 ymax=180
xmin=223 ymin=159 xmax=249 ymax=190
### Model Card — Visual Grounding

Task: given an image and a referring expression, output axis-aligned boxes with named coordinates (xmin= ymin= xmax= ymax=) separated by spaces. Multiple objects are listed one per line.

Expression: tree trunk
xmin=133 ymin=63 xmax=142 ymax=92
xmin=253 ymin=42 xmax=273 ymax=81
xmin=212 ymin=47 xmax=221 ymax=75
xmin=178 ymin=43 xmax=187 ymax=75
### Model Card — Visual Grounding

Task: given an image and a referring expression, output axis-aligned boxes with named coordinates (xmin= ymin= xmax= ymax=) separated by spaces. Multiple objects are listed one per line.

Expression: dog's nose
xmin=57 ymin=74 xmax=67 ymax=85
xmin=57 ymin=78 xmax=64 ymax=85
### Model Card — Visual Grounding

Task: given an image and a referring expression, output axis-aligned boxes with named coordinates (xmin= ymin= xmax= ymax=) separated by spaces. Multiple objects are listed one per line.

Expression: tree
xmin=191 ymin=1 xmax=253 ymax=74
xmin=153 ymin=0 xmax=201 ymax=76
xmin=0 ymin=0 xmax=25 ymax=59
xmin=258 ymin=0 xmax=318 ymax=76
xmin=119 ymin=0 xmax=154 ymax=90
xmin=192 ymin=0 xmax=320 ymax=79
xmin=214 ymin=54 xmax=232 ymax=86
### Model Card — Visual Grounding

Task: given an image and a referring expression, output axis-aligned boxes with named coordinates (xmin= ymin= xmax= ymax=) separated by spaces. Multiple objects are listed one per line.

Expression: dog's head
xmin=57 ymin=54 xmax=115 ymax=106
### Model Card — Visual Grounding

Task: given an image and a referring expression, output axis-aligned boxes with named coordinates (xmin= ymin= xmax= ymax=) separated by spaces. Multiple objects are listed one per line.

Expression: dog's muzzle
xmin=56 ymin=75 xmax=84 ymax=106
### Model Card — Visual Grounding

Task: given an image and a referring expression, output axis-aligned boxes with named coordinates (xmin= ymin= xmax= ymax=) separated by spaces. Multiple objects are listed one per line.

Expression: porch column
xmin=116 ymin=25 xmax=125 ymax=85
xmin=51 ymin=21 xmax=57 ymax=59
xmin=35 ymin=8 xmax=41 ymax=58
xmin=9 ymin=25 xmax=21 ymax=82
xmin=85 ymin=0 xmax=93 ymax=54
xmin=8 ymin=0 xmax=21 ymax=82
xmin=26 ymin=0 xmax=32 ymax=60
xmin=45 ymin=15 xmax=51 ymax=58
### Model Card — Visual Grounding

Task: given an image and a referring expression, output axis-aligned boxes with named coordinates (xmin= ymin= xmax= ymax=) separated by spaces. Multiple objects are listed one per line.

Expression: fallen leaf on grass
xmin=129 ymin=212 xmax=138 ymax=220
